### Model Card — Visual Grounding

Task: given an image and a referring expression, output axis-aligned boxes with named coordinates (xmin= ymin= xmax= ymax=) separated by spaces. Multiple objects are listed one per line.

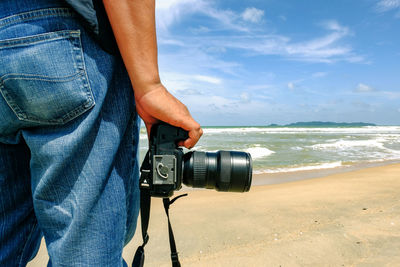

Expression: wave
xmin=203 ymin=126 xmax=400 ymax=135
xmin=245 ymin=145 xmax=275 ymax=159
xmin=310 ymin=139 xmax=387 ymax=150
xmin=254 ymin=161 xmax=343 ymax=174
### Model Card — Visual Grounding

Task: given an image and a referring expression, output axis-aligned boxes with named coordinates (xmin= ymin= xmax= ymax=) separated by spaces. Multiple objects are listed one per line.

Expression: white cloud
xmin=312 ymin=72 xmax=327 ymax=78
xmin=288 ymin=82 xmax=294 ymax=89
xmin=241 ymin=7 xmax=265 ymax=23
xmin=193 ymin=75 xmax=222 ymax=84
xmin=155 ymin=0 xmax=203 ymax=32
xmin=376 ymin=0 xmax=400 ymax=12
xmin=383 ymin=91 xmax=400 ymax=99
xmin=177 ymin=92 xmax=274 ymax=124
xmin=167 ymin=20 xmax=360 ymax=63
xmin=321 ymin=20 xmax=349 ymax=33
xmin=156 ymin=0 xmax=248 ymax=34
xmin=175 ymin=88 xmax=203 ymax=95
xmin=157 ymin=0 xmax=360 ymax=63
xmin=160 ymin=72 xmax=223 ymax=90
xmin=355 ymin=83 xmax=376 ymax=92
xmin=283 ymin=21 xmax=351 ymax=61
xmin=158 ymin=39 xmax=185 ymax=46
xmin=240 ymin=92 xmax=251 ymax=103
xmin=191 ymin=26 xmax=211 ymax=34
xmin=158 ymin=48 xmax=241 ymax=78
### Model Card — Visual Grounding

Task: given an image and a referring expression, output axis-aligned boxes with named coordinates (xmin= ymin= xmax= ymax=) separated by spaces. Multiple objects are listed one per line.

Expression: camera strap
xmin=163 ymin=194 xmax=188 ymax=267
xmin=132 ymin=187 xmax=151 ymax=267
xmin=133 ymin=152 xmax=187 ymax=267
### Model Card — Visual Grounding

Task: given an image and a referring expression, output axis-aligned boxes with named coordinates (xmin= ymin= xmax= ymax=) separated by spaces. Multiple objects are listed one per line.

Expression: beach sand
xmin=28 ymin=163 xmax=400 ymax=266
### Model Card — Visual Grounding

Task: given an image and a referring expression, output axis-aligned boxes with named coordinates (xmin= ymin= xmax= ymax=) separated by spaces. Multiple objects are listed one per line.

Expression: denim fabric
xmin=0 ymin=2 xmax=140 ymax=266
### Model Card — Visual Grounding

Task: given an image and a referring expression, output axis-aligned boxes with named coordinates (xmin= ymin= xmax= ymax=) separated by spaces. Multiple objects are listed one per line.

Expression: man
xmin=0 ymin=0 xmax=202 ymax=266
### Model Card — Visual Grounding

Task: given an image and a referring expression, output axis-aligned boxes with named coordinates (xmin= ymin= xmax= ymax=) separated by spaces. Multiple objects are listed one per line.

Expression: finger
xmin=182 ymin=127 xmax=203 ymax=148
xmin=177 ymin=140 xmax=185 ymax=147
xmin=182 ymin=138 xmax=195 ymax=149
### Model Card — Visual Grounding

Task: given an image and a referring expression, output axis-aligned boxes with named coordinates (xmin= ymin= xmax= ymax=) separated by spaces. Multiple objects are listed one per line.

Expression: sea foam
xmin=254 ymin=161 xmax=343 ymax=174
xmin=310 ymin=139 xmax=386 ymax=150
xmin=246 ymin=145 xmax=275 ymax=159
xmin=203 ymin=126 xmax=400 ymax=135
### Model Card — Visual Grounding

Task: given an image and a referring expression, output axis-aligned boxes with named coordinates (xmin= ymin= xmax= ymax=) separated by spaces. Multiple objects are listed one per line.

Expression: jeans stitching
xmin=0 ymin=83 xmax=23 ymax=119
xmin=1 ymin=71 xmax=84 ymax=83
xmin=75 ymin=27 xmax=96 ymax=116
xmin=0 ymin=8 xmax=74 ymax=29
xmin=0 ymin=30 xmax=80 ymax=49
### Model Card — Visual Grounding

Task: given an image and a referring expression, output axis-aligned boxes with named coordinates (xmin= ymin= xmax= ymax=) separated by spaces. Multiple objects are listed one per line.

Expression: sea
xmin=139 ymin=126 xmax=400 ymax=179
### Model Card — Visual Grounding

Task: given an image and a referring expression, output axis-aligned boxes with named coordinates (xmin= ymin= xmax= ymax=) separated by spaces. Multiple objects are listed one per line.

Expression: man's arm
xmin=103 ymin=0 xmax=202 ymax=148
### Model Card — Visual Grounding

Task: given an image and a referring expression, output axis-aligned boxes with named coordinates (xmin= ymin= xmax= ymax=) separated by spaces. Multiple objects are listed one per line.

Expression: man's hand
xmin=135 ymin=83 xmax=202 ymax=148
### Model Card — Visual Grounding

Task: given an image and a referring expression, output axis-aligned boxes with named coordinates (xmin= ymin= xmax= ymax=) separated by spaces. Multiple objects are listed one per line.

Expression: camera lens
xmin=183 ymin=151 xmax=252 ymax=192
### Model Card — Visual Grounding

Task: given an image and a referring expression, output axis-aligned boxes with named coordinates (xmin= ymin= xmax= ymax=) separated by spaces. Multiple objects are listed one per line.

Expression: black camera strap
xmin=132 ymin=185 xmax=151 ymax=267
xmin=163 ymin=194 xmax=188 ymax=267
xmin=133 ymin=152 xmax=187 ymax=267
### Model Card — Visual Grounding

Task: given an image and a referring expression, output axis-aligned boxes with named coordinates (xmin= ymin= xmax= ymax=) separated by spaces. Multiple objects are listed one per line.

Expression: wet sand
xmin=28 ymin=163 xmax=400 ymax=266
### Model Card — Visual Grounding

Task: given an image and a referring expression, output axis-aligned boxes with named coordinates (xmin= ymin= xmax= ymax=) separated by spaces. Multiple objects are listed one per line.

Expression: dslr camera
xmin=140 ymin=123 xmax=252 ymax=197
xmin=133 ymin=122 xmax=252 ymax=267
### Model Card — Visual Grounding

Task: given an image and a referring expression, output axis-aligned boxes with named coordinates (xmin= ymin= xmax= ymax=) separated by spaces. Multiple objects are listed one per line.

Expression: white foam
xmin=245 ymin=145 xmax=275 ymax=159
xmin=203 ymin=126 xmax=400 ymax=135
xmin=310 ymin=139 xmax=386 ymax=150
xmin=254 ymin=161 xmax=343 ymax=174
xmin=291 ymin=146 xmax=303 ymax=151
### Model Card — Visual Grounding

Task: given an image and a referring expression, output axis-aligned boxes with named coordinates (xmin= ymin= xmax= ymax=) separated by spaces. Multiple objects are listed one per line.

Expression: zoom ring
xmin=193 ymin=152 xmax=207 ymax=188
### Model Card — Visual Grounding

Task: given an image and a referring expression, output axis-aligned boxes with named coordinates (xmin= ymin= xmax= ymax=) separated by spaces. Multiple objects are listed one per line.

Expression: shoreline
xmin=251 ymin=159 xmax=400 ymax=186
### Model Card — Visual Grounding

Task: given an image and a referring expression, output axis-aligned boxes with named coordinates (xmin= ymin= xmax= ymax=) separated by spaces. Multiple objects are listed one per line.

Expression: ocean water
xmin=139 ymin=126 xmax=400 ymax=174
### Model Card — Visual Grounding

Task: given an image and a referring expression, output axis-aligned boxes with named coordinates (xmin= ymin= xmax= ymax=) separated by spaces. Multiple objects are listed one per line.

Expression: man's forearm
xmin=103 ymin=0 xmax=203 ymax=148
xmin=103 ymin=0 xmax=160 ymax=99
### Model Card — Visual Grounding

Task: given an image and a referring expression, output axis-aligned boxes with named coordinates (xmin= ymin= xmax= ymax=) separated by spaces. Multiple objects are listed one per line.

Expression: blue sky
xmin=155 ymin=0 xmax=400 ymax=126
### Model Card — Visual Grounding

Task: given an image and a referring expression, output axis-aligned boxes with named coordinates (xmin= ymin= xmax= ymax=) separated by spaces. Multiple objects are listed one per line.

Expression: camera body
xmin=140 ymin=123 xmax=188 ymax=198
xmin=140 ymin=123 xmax=253 ymax=198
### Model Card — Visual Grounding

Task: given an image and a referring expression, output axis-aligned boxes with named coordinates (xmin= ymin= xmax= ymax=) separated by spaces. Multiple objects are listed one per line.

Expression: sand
xmin=28 ymin=163 xmax=400 ymax=266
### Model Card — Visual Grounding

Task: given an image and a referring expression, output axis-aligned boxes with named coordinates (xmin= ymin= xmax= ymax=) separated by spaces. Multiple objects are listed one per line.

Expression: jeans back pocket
xmin=0 ymin=29 xmax=95 ymax=125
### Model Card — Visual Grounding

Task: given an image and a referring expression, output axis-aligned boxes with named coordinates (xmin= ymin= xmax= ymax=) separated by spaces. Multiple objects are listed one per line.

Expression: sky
xmin=155 ymin=0 xmax=400 ymax=126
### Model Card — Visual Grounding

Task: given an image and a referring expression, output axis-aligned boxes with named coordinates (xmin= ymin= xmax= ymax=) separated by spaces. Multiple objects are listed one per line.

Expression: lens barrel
xmin=183 ymin=151 xmax=252 ymax=192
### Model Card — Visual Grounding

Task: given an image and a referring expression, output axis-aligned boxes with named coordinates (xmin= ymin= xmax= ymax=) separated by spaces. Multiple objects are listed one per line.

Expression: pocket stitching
xmin=0 ymin=30 xmax=80 ymax=50
xmin=73 ymin=29 xmax=96 ymax=120
xmin=0 ymin=30 xmax=95 ymax=124
xmin=0 ymin=83 xmax=24 ymax=119
xmin=1 ymin=71 xmax=84 ymax=83
xmin=0 ymin=8 xmax=74 ymax=30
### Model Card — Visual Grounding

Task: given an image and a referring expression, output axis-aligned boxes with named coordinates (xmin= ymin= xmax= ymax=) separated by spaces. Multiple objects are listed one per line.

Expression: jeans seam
xmin=0 ymin=30 xmax=80 ymax=49
xmin=1 ymin=71 xmax=84 ymax=83
xmin=75 ymin=27 xmax=96 ymax=115
xmin=17 ymin=217 xmax=38 ymax=267
xmin=0 ymin=8 xmax=74 ymax=29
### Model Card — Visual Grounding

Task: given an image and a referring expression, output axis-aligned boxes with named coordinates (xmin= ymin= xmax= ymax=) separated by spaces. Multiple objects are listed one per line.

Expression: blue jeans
xmin=0 ymin=1 xmax=140 ymax=266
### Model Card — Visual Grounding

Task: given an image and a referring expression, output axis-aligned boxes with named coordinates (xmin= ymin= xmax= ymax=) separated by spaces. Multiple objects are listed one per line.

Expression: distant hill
xmin=267 ymin=121 xmax=376 ymax=127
